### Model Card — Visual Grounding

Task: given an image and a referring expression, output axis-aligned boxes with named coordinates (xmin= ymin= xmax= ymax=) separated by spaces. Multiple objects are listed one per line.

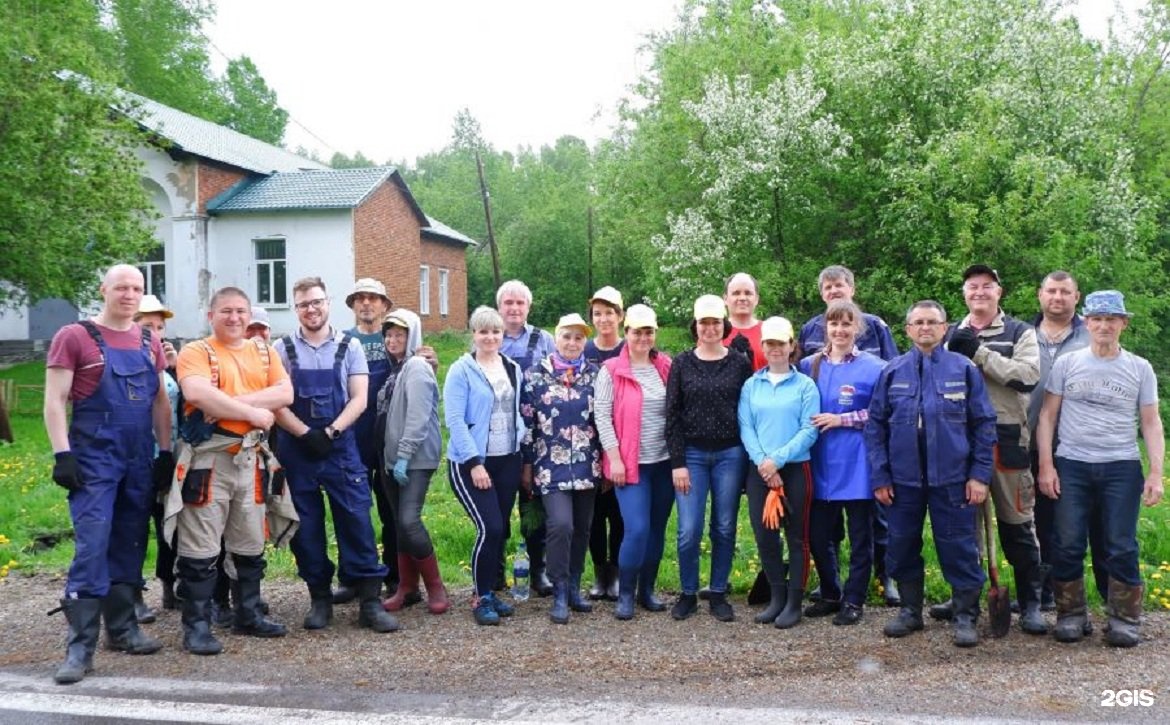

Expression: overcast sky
xmin=204 ymin=0 xmax=1144 ymax=166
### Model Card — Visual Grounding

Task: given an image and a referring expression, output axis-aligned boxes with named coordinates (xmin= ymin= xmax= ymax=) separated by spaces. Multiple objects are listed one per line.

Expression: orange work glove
xmin=762 ymin=487 xmax=786 ymax=530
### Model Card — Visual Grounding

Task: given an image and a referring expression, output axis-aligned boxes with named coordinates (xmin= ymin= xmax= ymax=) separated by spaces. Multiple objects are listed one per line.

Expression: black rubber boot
xmin=177 ymin=556 xmax=223 ymax=656
xmin=332 ymin=582 xmax=358 ymax=605
xmin=102 ymin=583 xmax=162 ymax=654
xmin=567 ymin=576 xmax=592 ymax=613
xmin=133 ymin=587 xmax=157 ymax=624
xmin=54 ymin=597 xmax=102 ymax=684
xmin=614 ymin=567 xmax=637 ymax=621
xmin=773 ymin=585 xmax=804 ymax=629
xmin=637 ymin=569 xmax=666 ymax=612
xmin=604 ymin=563 xmax=620 ymax=600
xmin=951 ymin=588 xmax=980 ymax=648
xmin=883 ymin=579 xmax=925 ymax=638
xmin=160 ymin=580 xmax=178 ymax=610
xmin=1016 ymin=564 xmax=1049 ymax=635
xmin=527 ymin=530 xmax=554 ymax=597
xmin=929 ymin=596 xmax=954 ymax=621
xmin=357 ymin=578 xmax=399 ymax=633
xmin=754 ymin=584 xmax=787 ymax=624
xmin=550 ymin=581 xmax=570 ymax=624
xmin=873 ymin=541 xmax=900 ymax=606
xmin=588 ymin=566 xmax=607 ymax=600
xmin=303 ymin=584 xmax=334 ymax=630
xmin=230 ymin=554 xmax=286 ymax=638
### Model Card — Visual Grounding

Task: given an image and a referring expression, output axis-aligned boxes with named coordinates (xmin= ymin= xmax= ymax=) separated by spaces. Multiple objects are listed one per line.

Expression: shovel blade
xmin=987 ymin=585 xmax=1012 ymax=638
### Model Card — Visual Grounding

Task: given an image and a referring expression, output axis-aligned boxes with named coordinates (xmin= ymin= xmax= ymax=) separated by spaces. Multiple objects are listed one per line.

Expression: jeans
xmin=614 ymin=460 xmax=674 ymax=579
xmin=1050 ymin=457 xmax=1144 ymax=586
xmin=675 ymin=444 xmax=746 ymax=595
xmin=886 ymin=482 xmax=984 ymax=592
xmin=809 ymin=499 xmax=873 ymax=606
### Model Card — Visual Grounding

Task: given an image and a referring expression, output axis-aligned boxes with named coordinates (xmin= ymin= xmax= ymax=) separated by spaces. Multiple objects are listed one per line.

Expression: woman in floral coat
xmin=521 ymin=313 xmax=601 ymax=624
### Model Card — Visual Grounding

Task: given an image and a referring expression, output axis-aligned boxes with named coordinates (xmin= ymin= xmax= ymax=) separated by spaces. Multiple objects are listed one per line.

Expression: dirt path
xmin=1 ymin=574 xmax=1166 ymax=722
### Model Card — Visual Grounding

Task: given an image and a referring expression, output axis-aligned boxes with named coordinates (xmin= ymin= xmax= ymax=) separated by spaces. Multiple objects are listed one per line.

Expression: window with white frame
xmin=419 ymin=265 xmax=430 ymax=315
xmin=254 ymin=238 xmax=287 ymax=305
xmin=138 ymin=244 xmax=166 ymax=301
xmin=438 ymin=268 xmax=450 ymax=316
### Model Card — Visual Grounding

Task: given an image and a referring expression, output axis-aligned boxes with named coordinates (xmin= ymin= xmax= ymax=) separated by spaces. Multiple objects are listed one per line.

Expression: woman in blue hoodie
xmin=738 ymin=316 xmax=820 ymax=629
xmin=445 ymin=306 xmax=527 ymax=625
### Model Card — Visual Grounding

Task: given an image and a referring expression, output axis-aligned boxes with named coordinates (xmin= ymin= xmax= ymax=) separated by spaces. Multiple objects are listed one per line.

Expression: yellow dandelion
xmin=1151 ymin=572 xmax=1163 ymax=580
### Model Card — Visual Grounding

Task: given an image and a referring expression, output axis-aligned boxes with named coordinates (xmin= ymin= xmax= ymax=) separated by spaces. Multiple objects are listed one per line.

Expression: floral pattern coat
xmin=521 ymin=356 xmax=601 ymax=495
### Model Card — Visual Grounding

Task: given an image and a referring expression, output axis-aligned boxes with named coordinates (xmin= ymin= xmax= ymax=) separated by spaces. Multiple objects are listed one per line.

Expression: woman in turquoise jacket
xmin=445 ymin=306 xmax=527 ymax=626
xmin=738 ymin=316 xmax=820 ymax=629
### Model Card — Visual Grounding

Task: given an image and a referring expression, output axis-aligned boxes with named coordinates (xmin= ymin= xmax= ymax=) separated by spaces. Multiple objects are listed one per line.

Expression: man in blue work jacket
xmin=866 ymin=300 xmax=997 ymax=647
xmin=274 ymin=276 xmax=399 ymax=634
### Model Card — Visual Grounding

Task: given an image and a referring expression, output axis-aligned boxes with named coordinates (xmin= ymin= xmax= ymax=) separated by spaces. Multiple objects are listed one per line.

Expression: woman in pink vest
xmin=593 ymin=304 xmax=673 ymax=620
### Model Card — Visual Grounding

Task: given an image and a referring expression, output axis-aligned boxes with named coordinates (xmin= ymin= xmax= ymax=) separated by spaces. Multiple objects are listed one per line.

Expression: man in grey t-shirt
xmin=1035 ymin=290 xmax=1165 ymax=648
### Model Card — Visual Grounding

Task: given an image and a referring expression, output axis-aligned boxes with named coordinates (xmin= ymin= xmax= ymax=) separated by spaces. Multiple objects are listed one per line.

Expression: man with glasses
xmin=936 ymin=265 xmax=1046 ymax=636
xmin=866 ymin=300 xmax=997 ymax=647
xmin=1036 ymin=290 xmax=1164 ymax=647
xmin=273 ymin=277 xmax=399 ymax=634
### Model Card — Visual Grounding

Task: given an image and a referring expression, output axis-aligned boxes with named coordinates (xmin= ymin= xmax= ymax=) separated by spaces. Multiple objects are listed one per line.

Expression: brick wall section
xmin=353 ymin=181 xmax=421 ymax=317
xmin=419 ymin=237 xmax=469 ymax=333
xmin=196 ymin=160 xmax=249 ymax=214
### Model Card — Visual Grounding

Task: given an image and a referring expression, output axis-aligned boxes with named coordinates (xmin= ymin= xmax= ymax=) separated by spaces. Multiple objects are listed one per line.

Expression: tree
xmin=329 ymin=150 xmax=377 ymax=169
xmin=219 ymin=56 xmax=288 ymax=144
xmin=0 ymin=0 xmax=157 ymax=308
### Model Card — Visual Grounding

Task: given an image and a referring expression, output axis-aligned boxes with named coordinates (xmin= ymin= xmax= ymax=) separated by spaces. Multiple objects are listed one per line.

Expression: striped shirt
xmin=594 ymin=364 xmax=669 ymax=464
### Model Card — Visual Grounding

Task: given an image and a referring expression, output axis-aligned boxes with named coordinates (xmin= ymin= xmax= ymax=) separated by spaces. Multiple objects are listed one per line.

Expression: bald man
xmin=44 ymin=264 xmax=174 ymax=684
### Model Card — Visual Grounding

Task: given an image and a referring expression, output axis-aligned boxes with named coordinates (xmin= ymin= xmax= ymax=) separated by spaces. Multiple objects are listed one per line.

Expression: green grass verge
xmin=4 ymin=336 xmax=1169 ymax=611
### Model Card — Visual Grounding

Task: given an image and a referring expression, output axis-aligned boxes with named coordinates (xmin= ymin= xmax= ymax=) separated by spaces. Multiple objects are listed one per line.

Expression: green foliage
xmin=329 ymin=150 xmax=377 ymax=169
xmin=0 ymin=0 xmax=158 ymax=308
xmin=219 ymin=56 xmax=288 ymax=144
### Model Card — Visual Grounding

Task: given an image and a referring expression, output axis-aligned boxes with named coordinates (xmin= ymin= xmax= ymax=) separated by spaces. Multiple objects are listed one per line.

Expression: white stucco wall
xmin=0 ymin=304 xmax=29 ymax=339
xmin=196 ymin=210 xmax=356 ymax=338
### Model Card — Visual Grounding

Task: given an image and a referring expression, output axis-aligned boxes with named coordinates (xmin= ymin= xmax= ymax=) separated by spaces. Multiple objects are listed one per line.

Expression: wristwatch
xmin=325 ymin=425 xmax=342 ymax=440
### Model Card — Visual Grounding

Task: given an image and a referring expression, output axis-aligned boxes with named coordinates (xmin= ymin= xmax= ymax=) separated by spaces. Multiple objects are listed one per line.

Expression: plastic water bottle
xmin=512 ymin=542 xmax=530 ymax=601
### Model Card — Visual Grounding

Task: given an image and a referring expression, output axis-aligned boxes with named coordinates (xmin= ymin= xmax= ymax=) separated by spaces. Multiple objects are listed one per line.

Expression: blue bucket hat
xmin=1082 ymin=290 xmax=1131 ymax=317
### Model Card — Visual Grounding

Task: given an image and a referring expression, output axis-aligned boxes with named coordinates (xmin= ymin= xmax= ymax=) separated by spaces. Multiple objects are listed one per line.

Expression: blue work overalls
xmin=66 ymin=322 xmax=158 ymax=598
xmin=279 ymin=333 xmax=387 ymax=588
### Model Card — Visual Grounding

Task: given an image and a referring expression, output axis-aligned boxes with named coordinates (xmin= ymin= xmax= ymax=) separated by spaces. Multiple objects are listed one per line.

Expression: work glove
xmin=948 ymin=326 xmax=981 ymax=359
xmin=728 ymin=333 xmax=753 ymax=360
xmin=153 ymin=451 xmax=176 ymax=493
xmin=761 ymin=487 xmax=786 ymax=530
xmin=392 ymin=457 xmax=410 ymax=486
xmin=300 ymin=427 xmax=334 ymax=460
xmin=52 ymin=452 xmax=83 ymax=492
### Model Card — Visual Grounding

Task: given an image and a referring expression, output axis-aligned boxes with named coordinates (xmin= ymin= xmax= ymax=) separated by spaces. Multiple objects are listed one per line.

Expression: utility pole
xmin=475 ymin=149 xmax=501 ymax=289
xmin=586 ymin=206 xmax=594 ymax=297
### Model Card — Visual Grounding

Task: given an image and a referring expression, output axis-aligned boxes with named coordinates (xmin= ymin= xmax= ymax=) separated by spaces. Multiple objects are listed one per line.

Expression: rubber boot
xmin=532 ymin=566 xmax=554 ymax=598
xmin=415 ymin=553 xmax=451 ymax=615
xmin=134 ymin=587 xmax=157 ymax=624
xmin=567 ymin=576 xmax=592 ymax=613
xmin=528 ymin=532 xmax=554 ymax=597
xmin=614 ymin=567 xmax=637 ymax=620
xmin=883 ymin=579 xmax=925 ymax=638
xmin=929 ymin=596 xmax=954 ymax=621
xmin=604 ymin=563 xmax=620 ymax=600
xmin=1016 ymin=565 xmax=1049 ymax=635
xmin=1104 ymin=577 xmax=1142 ymax=648
xmin=588 ymin=565 xmax=607 ymax=600
xmin=773 ymin=585 xmax=804 ymax=629
xmin=177 ymin=556 xmax=223 ymax=656
xmin=754 ymin=584 xmax=787 ymax=624
xmin=332 ymin=582 xmax=358 ymax=604
xmin=212 ymin=582 xmax=234 ymax=628
xmin=303 ymin=584 xmax=333 ymax=630
xmin=1052 ymin=578 xmax=1091 ymax=643
xmin=637 ymin=569 xmax=666 ymax=612
xmin=550 ymin=581 xmax=570 ymax=624
xmin=382 ymin=554 xmax=420 ymax=612
xmin=102 ymin=583 xmax=162 ymax=654
xmin=230 ymin=554 xmax=286 ymax=638
xmin=160 ymin=580 xmax=178 ymax=610
xmin=54 ymin=597 xmax=102 ymax=684
xmin=951 ymin=589 xmax=980 ymax=648
xmin=357 ymin=578 xmax=400 ymax=633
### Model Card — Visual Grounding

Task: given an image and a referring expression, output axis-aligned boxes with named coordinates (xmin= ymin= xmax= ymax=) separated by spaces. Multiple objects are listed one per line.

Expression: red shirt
xmin=47 ymin=322 xmax=165 ymax=401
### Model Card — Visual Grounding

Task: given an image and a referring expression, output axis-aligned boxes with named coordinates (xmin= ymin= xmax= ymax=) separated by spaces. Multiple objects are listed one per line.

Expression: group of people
xmin=44 ymin=260 xmax=1163 ymax=684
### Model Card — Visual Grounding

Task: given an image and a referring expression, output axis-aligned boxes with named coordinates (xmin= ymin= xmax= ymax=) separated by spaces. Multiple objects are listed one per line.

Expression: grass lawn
xmin=3 ymin=335 xmax=1169 ymax=611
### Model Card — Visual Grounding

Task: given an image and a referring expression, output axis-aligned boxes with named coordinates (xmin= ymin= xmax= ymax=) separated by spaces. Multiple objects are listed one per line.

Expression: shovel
xmin=983 ymin=499 xmax=1011 ymax=637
